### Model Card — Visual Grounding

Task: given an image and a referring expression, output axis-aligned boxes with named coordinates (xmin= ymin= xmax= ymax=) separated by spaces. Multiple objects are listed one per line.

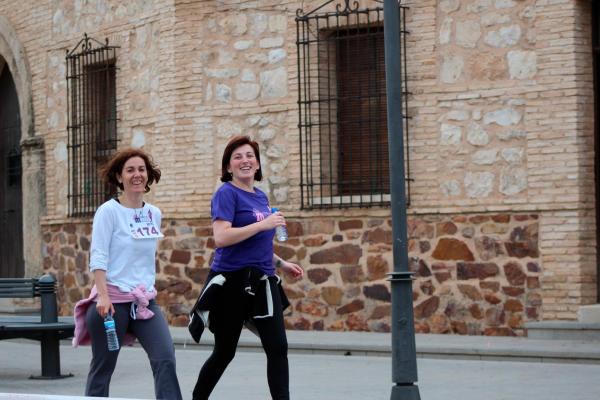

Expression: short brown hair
xmin=220 ymin=135 xmax=262 ymax=182
xmin=100 ymin=148 xmax=161 ymax=193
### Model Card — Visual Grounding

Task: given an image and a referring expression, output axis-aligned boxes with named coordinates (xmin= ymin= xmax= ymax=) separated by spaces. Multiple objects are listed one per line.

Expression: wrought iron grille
xmin=66 ymin=34 xmax=119 ymax=217
xmin=296 ymin=0 xmax=410 ymax=209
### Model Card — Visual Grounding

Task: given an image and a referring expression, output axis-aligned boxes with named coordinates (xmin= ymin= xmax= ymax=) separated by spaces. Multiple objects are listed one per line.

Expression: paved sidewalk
xmin=172 ymin=326 xmax=600 ymax=363
xmin=1 ymin=329 xmax=600 ymax=400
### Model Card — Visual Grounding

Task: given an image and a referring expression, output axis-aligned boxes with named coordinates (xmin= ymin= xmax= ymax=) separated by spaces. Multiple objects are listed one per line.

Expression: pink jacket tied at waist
xmin=72 ymin=284 xmax=157 ymax=347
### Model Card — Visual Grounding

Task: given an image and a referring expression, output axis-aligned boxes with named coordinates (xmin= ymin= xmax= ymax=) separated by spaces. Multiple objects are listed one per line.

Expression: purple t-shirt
xmin=210 ymin=182 xmax=275 ymax=275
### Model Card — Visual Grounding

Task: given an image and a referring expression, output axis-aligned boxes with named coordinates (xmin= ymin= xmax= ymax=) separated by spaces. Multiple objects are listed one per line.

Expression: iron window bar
xmin=66 ymin=33 xmax=120 ymax=217
xmin=296 ymin=0 xmax=411 ymax=210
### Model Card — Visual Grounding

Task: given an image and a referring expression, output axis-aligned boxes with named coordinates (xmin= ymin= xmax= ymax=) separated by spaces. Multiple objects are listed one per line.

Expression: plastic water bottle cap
xmin=271 ymin=207 xmax=278 ymax=212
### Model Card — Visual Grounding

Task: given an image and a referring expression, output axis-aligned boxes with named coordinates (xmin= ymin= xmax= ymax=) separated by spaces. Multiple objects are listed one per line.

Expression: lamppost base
xmin=390 ymin=384 xmax=421 ymax=400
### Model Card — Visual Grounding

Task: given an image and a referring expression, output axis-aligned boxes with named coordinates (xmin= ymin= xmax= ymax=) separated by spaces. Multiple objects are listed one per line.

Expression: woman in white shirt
xmin=82 ymin=148 xmax=182 ymax=399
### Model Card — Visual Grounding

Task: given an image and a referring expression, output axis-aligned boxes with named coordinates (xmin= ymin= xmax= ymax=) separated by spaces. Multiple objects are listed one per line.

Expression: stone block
xmin=578 ymin=304 xmax=600 ymax=324
xmin=414 ymin=296 xmax=439 ymax=319
xmin=307 ymin=268 xmax=332 ymax=285
xmin=433 ymin=238 xmax=475 ymax=261
xmin=310 ymin=244 xmax=362 ymax=265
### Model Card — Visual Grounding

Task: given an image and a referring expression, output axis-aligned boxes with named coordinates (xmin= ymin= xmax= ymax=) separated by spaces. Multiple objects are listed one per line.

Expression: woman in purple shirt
xmin=192 ymin=135 xmax=303 ymax=400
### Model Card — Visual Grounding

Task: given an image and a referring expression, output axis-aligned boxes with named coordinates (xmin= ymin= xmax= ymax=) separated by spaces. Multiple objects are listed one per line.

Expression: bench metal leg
xmin=30 ymin=332 xmax=73 ymax=380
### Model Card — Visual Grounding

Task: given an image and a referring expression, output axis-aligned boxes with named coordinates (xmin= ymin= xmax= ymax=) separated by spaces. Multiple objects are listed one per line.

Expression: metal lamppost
xmin=383 ymin=0 xmax=421 ymax=399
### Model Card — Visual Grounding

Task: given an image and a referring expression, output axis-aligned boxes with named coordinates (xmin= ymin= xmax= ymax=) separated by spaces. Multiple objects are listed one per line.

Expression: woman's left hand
xmin=280 ymin=260 xmax=304 ymax=279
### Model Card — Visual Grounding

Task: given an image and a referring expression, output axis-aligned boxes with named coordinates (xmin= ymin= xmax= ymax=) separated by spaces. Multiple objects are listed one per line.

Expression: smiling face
xmin=228 ymin=144 xmax=260 ymax=184
xmin=117 ymin=156 xmax=148 ymax=195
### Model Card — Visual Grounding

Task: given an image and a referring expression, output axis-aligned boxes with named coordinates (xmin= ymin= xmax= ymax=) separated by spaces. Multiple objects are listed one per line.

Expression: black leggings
xmin=192 ymin=271 xmax=289 ymax=400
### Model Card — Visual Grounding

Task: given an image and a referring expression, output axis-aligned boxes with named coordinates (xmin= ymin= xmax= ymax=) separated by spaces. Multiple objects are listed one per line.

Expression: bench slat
xmin=0 ymin=289 xmax=36 ymax=296
xmin=0 ymin=316 xmax=73 ymax=323
xmin=0 ymin=283 xmax=36 ymax=288
xmin=0 ymin=316 xmax=75 ymax=340
xmin=0 ymin=285 xmax=35 ymax=288
xmin=0 ymin=278 xmax=37 ymax=283
xmin=0 ymin=278 xmax=37 ymax=299
xmin=0 ymin=322 xmax=75 ymax=330
xmin=0 ymin=329 xmax=75 ymax=342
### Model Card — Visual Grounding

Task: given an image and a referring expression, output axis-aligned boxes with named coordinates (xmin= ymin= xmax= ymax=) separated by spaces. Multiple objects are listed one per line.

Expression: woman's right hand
xmin=263 ymin=210 xmax=286 ymax=230
xmin=96 ymin=294 xmax=115 ymax=318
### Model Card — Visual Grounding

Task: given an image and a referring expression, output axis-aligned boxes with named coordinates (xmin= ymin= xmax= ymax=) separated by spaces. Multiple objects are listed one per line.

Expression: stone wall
xmin=43 ymin=212 xmax=541 ymax=335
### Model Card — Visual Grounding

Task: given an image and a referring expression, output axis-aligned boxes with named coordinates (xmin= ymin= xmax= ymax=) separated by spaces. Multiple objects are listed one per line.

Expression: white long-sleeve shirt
xmin=89 ymin=198 xmax=162 ymax=292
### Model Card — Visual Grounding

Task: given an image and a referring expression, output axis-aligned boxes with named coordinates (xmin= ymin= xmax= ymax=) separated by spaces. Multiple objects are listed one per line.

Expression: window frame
xmin=66 ymin=34 xmax=119 ymax=217
xmin=295 ymin=1 xmax=410 ymax=209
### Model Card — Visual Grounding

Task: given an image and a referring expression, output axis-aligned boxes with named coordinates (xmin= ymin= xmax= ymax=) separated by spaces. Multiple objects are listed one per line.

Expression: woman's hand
xmin=93 ymin=270 xmax=115 ymax=318
xmin=279 ymin=260 xmax=304 ymax=279
xmin=263 ymin=211 xmax=286 ymax=231
xmin=95 ymin=293 xmax=115 ymax=318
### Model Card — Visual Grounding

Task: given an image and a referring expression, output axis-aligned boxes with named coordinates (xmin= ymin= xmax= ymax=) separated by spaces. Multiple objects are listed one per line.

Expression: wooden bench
xmin=0 ymin=274 xmax=75 ymax=379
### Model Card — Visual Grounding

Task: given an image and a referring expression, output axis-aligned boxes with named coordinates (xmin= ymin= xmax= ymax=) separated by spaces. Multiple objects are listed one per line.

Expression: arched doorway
xmin=0 ymin=16 xmax=41 ymax=279
xmin=0 ymin=62 xmax=23 ymax=278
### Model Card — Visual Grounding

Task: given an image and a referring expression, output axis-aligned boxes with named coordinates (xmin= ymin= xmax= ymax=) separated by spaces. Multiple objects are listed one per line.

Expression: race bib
xmin=128 ymin=208 xmax=163 ymax=239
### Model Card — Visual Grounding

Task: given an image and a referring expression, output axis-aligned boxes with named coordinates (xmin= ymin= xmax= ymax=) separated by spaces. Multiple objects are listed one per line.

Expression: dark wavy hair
xmin=220 ymin=135 xmax=262 ymax=182
xmin=99 ymin=148 xmax=161 ymax=193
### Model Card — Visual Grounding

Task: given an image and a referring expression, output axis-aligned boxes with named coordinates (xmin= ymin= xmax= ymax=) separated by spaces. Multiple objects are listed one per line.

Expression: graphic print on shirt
xmin=253 ymin=208 xmax=268 ymax=222
xmin=129 ymin=208 xmax=162 ymax=239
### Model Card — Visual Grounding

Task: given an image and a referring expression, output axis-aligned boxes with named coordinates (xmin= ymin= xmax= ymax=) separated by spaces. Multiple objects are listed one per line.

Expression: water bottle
xmin=104 ymin=314 xmax=120 ymax=351
xmin=271 ymin=207 xmax=288 ymax=242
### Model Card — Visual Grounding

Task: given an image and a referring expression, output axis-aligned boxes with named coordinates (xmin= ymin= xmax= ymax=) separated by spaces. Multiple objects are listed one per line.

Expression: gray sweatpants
xmin=84 ymin=301 xmax=182 ymax=400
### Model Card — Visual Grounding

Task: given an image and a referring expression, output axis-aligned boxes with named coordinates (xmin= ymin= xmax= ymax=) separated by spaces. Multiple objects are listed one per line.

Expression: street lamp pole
xmin=383 ymin=1 xmax=421 ymax=399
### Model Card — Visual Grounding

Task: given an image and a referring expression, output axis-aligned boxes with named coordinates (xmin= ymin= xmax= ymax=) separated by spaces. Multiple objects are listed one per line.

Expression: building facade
xmin=0 ymin=0 xmax=597 ymax=336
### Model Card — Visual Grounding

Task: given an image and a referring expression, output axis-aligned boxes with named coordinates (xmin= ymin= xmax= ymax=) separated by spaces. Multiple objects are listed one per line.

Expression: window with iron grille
xmin=66 ymin=34 xmax=119 ymax=217
xmin=296 ymin=0 xmax=410 ymax=209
